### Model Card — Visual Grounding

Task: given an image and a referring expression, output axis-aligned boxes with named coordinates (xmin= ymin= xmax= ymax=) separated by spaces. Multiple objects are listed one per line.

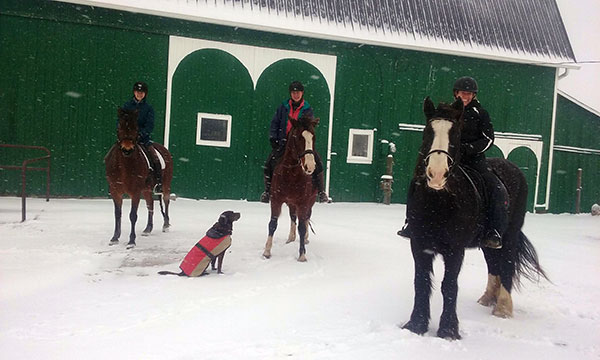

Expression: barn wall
xmin=550 ymin=95 xmax=600 ymax=213
xmin=1 ymin=0 xmax=561 ymax=211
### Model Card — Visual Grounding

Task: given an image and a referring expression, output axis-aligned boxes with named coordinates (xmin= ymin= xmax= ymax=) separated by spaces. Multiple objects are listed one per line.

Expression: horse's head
xmin=420 ymin=97 xmax=464 ymax=190
xmin=117 ymin=108 xmax=139 ymax=156
xmin=288 ymin=114 xmax=320 ymax=175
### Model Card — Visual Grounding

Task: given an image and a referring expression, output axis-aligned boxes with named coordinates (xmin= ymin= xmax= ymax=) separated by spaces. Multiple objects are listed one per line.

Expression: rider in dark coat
xmin=261 ymin=81 xmax=329 ymax=204
xmin=119 ymin=81 xmax=162 ymax=193
xmin=399 ymin=77 xmax=507 ymax=249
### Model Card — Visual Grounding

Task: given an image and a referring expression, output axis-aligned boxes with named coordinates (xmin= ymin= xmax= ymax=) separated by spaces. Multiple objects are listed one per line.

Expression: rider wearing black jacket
xmin=399 ymin=77 xmax=507 ymax=249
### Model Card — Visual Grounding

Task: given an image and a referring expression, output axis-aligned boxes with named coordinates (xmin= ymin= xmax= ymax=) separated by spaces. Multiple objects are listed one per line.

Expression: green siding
xmin=550 ymin=95 xmax=600 ymax=213
xmin=3 ymin=0 xmax=593 ymax=214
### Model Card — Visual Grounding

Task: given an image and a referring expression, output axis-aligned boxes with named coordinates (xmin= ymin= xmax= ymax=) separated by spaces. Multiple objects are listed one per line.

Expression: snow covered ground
xmin=1 ymin=197 xmax=599 ymax=359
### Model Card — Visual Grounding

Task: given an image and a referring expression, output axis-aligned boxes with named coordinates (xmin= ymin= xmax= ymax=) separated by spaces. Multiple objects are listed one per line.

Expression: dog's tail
xmin=157 ymin=270 xmax=186 ymax=276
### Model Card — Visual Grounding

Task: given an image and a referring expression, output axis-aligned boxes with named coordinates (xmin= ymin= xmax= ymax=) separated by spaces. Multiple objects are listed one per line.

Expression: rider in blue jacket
xmin=261 ymin=81 xmax=329 ymax=204
xmin=120 ymin=81 xmax=162 ymax=193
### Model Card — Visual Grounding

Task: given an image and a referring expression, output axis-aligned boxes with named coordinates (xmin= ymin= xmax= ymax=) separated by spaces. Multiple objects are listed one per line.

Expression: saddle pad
xmin=179 ymin=235 xmax=232 ymax=277
xmin=137 ymin=145 xmax=166 ymax=170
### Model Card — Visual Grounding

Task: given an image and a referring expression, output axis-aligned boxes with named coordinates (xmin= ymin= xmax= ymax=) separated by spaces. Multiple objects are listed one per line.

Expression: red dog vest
xmin=179 ymin=235 xmax=232 ymax=277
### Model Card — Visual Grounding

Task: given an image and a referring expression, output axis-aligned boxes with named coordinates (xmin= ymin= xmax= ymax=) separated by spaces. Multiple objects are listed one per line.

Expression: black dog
xmin=158 ymin=211 xmax=241 ymax=276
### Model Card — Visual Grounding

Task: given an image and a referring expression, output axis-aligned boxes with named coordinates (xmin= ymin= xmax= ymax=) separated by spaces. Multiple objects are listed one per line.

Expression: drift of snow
xmin=1 ymin=197 xmax=599 ymax=359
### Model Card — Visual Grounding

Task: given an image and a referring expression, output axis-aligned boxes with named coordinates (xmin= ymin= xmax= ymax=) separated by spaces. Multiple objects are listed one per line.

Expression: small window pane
xmin=352 ymin=134 xmax=369 ymax=157
xmin=196 ymin=112 xmax=232 ymax=148
xmin=200 ymin=118 xmax=228 ymax=142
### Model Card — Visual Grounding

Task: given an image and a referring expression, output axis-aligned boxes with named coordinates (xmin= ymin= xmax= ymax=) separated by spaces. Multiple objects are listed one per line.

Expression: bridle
xmin=424 ymin=149 xmax=454 ymax=167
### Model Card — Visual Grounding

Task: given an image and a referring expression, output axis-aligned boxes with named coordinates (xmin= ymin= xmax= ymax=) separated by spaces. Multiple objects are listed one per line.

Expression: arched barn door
xmin=507 ymin=147 xmax=538 ymax=212
xmin=169 ymin=49 xmax=254 ymax=199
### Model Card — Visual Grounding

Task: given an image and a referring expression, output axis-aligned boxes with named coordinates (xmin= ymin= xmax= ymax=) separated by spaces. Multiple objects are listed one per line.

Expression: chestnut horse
xmin=403 ymin=97 xmax=547 ymax=339
xmin=263 ymin=115 xmax=320 ymax=262
xmin=105 ymin=108 xmax=173 ymax=249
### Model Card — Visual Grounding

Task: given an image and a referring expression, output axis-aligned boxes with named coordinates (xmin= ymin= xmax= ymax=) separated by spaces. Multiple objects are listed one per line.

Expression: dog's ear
xmin=218 ymin=213 xmax=228 ymax=226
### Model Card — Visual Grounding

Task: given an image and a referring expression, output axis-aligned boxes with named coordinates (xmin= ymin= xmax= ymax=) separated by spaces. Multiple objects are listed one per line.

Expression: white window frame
xmin=196 ymin=112 xmax=232 ymax=148
xmin=347 ymin=128 xmax=374 ymax=164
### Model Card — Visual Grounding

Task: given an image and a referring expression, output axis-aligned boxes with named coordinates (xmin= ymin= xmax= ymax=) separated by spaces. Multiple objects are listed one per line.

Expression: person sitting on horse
xmin=260 ymin=81 xmax=329 ymax=204
xmin=399 ymin=76 xmax=508 ymax=249
xmin=120 ymin=81 xmax=163 ymax=194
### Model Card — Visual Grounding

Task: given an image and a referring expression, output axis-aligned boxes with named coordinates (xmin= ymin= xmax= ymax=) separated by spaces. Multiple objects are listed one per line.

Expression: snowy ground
xmin=1 ymin=196 xmax=599 ymax=359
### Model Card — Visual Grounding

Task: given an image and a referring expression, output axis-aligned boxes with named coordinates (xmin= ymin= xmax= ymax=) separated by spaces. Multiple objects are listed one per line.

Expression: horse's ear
xmin=289 ymin=115 xmax=298 ymax=127
xmin=423 ymin=97 xmax=435 ymax=120
xmin=451 ymin=98 xmax=464 ymax=119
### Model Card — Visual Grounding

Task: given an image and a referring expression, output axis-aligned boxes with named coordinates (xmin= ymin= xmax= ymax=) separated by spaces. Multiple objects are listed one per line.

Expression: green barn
xmin=1 ymin=0 xmax=598 ymax=213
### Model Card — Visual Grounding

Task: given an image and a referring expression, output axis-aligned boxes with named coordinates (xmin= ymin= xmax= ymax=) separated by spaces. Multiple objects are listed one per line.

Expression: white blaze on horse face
xmin=301 ymin=130 xmax=316 ymax=175
xmin=426 ymin=119 xmax=452 ymax=190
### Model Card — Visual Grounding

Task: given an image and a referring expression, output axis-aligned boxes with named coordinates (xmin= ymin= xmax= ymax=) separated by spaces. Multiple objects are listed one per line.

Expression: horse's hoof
xmin=141 ymin=231 xmax=151 ymax=237
xmin=162 ymin=225 xmax=170 ymax=233
xmin=126 ymin=243 xmax=136 ymax=249
xmin=437 ymin=327 xmax=461 ymax=340
xmin=477 ymin=294 xmax=496 ymax=307
xmin=109 ymin=240 xmax=119 ymax=246
xmin=263 ymin=251 xmax=271 ymax=259
xmin=402 ymin=320 xmax=428 ymax=335
xmin=305 ymin=239 xmax=310 ymax=245
xmin=286 ymin=238 xmax=295 ymax=244
xmin=298 ymin=254 xmax=307 ymax=262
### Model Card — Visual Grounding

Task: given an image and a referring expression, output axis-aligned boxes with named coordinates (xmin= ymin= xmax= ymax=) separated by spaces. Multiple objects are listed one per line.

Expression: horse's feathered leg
xmin=403 ymin=241 xmax=434 ymax=335
xmin=127 ymin=196 xmax=141 ymax=249
xmin=109 ymin=194 xmax=123 ymax=245
xmin=142 ymin=190 xmax=154 ymax=235
xmin=437 ymin=249 xmax=465 ymax=340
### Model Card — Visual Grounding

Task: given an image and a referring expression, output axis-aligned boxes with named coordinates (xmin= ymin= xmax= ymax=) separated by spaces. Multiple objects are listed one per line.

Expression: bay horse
xmin=105 ymin=108 xmax=173 ymax=249
xmin=263 ymin=115 xmax=320 ymax=262
xmin=403 ymin=97 xmax=547 ymax=339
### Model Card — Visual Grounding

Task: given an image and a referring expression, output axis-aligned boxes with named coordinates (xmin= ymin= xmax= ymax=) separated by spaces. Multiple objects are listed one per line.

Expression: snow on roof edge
xmin=54 ymin=0 xmax=578 ymax=69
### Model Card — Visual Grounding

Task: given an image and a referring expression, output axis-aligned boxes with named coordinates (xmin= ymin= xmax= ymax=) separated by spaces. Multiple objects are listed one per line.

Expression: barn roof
xmin=58 ymin=0 xmax=576 ymax=67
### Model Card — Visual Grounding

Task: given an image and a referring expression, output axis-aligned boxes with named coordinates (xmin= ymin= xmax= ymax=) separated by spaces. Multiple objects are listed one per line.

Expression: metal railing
xmin=0 ymin=144 xmax=51 ymax=222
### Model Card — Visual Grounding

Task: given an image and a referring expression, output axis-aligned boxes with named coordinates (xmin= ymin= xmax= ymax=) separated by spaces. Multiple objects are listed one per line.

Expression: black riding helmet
xmin=289 ymin=81 xmax=304 ymax=93
xmin=453 ymin=76 xmax=478 ymax=94
xmin=133 ymin=81 xmax=149 ymax=93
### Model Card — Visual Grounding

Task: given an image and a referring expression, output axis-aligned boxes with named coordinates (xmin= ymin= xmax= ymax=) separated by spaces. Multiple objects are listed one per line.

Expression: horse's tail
xmin=514 ymin=231 xmax=550 ymax=288
xmin=157 ymin=270 xmax=186 ymax=276
xmin=158 ymin=193 xmax=166 ymax=217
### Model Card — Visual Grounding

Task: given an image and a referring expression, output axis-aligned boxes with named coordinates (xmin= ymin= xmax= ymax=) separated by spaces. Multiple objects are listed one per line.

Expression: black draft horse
xmin=403 ymin=97 xmax=547 ymax=339
xmin=263 ymin=115 xmax=320 ymax=262
xmin=104 ymin=108 xmax=173 ymax=249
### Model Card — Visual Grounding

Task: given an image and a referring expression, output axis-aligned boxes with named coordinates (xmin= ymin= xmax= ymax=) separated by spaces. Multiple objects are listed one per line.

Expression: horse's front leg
xmin=109 ymin=194 xmax=123 ymax=245
xmin=438 ymin=249 xmax=465 ymax=340
xmin=403 ymin=240 xmax=434 ymax=335
xmin=286 ymin=206 xmax=297 ymax=244
xmin=263 ymin=201 xmax=282 ymax=259
xmin=297 ymin=218 xmax=308 ymax=262
xmin=160 ymin=194 xmax=171 ymax=232
xmin=127 ymin=195 xmax=141 ymax=249
xmin=142 ymin=190 xmax=154 ymax=235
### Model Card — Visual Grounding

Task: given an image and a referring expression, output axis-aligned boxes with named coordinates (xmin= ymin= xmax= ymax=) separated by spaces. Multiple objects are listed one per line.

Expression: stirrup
xmin=397 ymin=223 xmax=411 ymax=238
xmin=482 ymin=229 xmax=502 ymax=249
xmin=153 ymin=183 xmax=163 ymax=194
xmin=260 ymin=191 xmax=270 ymax=203
xmin=318 ymin=191 xmax=331 ymax=203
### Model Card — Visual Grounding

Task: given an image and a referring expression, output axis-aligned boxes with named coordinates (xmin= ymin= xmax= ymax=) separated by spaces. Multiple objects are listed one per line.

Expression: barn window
xmin=347 ymin=129 xmax=374 ymax=164
xmin=196 ymin=113 xmax=232 ymax=147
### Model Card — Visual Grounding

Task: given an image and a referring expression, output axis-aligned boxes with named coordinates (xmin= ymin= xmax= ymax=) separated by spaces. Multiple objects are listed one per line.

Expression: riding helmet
xmin=453 ymin=76 xmax=478 ymax=93
xmin=133 ymin=81 xmax=149 ymax=93
xmin=289 ymin=81 xmax=304 ymax=92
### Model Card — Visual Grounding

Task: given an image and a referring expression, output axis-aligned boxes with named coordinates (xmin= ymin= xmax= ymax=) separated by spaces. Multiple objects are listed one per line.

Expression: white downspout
xmin=537 ymin=67 xmax=567 ymax=212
